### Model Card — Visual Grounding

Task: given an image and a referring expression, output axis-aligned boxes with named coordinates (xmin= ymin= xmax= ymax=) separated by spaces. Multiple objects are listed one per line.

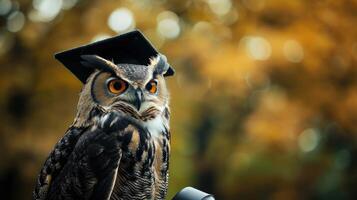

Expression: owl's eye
xmin=107 ymin=78 xmax=128 ymax=94
xmin=146 ymin=80 xmax=158 ymax=94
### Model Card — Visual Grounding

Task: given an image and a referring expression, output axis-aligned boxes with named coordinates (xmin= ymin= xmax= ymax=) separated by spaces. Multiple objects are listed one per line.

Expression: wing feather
xmin=33 ymin=127 xmax=85 ymax=200
xmin=33 ymin=111 xmax=136 ymax=200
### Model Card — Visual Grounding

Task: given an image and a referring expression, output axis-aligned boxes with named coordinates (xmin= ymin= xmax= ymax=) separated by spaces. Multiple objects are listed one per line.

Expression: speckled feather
xmin=118 ymin=64 xmax=149 ymax=82
xmin=33 ymin=109 xmax=170 ymax=200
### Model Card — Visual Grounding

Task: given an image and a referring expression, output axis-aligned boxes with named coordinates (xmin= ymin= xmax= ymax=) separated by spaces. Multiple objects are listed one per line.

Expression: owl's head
xmin=54 ymin=31 xmax=175 ymax=126
xmin=76 ymin=54 xmax=171 ymax=123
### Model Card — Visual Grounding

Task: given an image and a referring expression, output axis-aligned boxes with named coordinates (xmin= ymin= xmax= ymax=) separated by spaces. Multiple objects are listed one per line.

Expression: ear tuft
xmin=80 ymin=55 xmax=118 ymax=73
xmin=148 ymin=56 xmax=160 ymax=69
xmin=151 ymin=54 xmax=175 ymax=77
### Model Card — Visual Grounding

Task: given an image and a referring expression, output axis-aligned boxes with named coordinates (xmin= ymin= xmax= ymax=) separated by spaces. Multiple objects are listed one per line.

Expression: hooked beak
xmin=133 ymin=89 xmax=143 ymax=111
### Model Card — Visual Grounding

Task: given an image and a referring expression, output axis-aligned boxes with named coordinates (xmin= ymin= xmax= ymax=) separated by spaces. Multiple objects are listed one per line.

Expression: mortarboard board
xmin=55 ymin=30 xmax=174 ymax=83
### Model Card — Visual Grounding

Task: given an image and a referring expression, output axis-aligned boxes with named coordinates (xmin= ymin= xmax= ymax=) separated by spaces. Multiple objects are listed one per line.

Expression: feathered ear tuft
xmin=148 ymin=56 xmax=160 ymax=69
xmin=150 ymin=54 xmax=175 ymax=77
xmin=80 ymin=55 xmax=118 ymax=73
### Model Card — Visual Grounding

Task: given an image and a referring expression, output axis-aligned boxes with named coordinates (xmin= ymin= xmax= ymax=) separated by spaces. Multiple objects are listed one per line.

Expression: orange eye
xmin=146 ymin=80 xmax=158 ymax=94
xmin=107 ymin=78 xmax=128 ymax=94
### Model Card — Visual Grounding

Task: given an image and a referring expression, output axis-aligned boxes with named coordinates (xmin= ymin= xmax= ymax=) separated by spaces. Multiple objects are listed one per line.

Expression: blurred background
xmin=0 ymin=0 xmax=356 ymax=199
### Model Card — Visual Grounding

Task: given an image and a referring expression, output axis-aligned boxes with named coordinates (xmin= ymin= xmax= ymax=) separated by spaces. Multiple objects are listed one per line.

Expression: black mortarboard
xmin=55 ymin=30 xmax=174 ymax=83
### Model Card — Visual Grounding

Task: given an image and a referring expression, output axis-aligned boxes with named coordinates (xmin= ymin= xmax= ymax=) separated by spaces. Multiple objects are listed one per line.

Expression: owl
xmin=33 ymin=30 xmax=175 ymax=200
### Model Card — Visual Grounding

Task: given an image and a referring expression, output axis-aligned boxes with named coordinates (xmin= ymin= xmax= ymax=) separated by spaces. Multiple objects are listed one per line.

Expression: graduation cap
xmin=55 ymin=30 xmax=175 ymax=83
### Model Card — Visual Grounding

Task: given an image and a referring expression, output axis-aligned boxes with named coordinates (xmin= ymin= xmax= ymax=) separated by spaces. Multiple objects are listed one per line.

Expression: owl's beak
xmin=133 ymin=90 xmax=143 ymax=111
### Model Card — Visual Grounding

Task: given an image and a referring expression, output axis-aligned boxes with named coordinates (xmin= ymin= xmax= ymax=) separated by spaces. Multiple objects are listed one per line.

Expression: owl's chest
xmin=110 ymin=119 xmax=170 ymax=200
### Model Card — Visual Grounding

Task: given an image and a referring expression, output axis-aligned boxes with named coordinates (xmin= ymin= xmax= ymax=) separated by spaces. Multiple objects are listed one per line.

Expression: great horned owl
xmin=33 ymin=30 xmax=175 ymax=200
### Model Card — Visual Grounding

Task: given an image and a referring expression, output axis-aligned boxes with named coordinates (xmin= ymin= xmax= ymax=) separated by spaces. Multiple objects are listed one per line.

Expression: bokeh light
xmin=30 ymin=0 xmax=63 ymax=22
xmin=6 ymin=11 xmax=25 ymax=33
xmin=0 ymin=0 xmax=12 ymax=15
xmin=62 ymin=0 xmax=78 ymax=10
xmin=207 ymin=0 xmax=232 ymax=16
xmin=241 ymin=36 xmax=272 ymax=60
xmin=156 ymin=11 xmax=180 ymax=39
xmin=298 ymin=128 xmax=320 ymax=153
xmin=107 ymin=8 xmax=135 ymax=33
xmin=192 ymin=21 xmax=213 ymax=33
